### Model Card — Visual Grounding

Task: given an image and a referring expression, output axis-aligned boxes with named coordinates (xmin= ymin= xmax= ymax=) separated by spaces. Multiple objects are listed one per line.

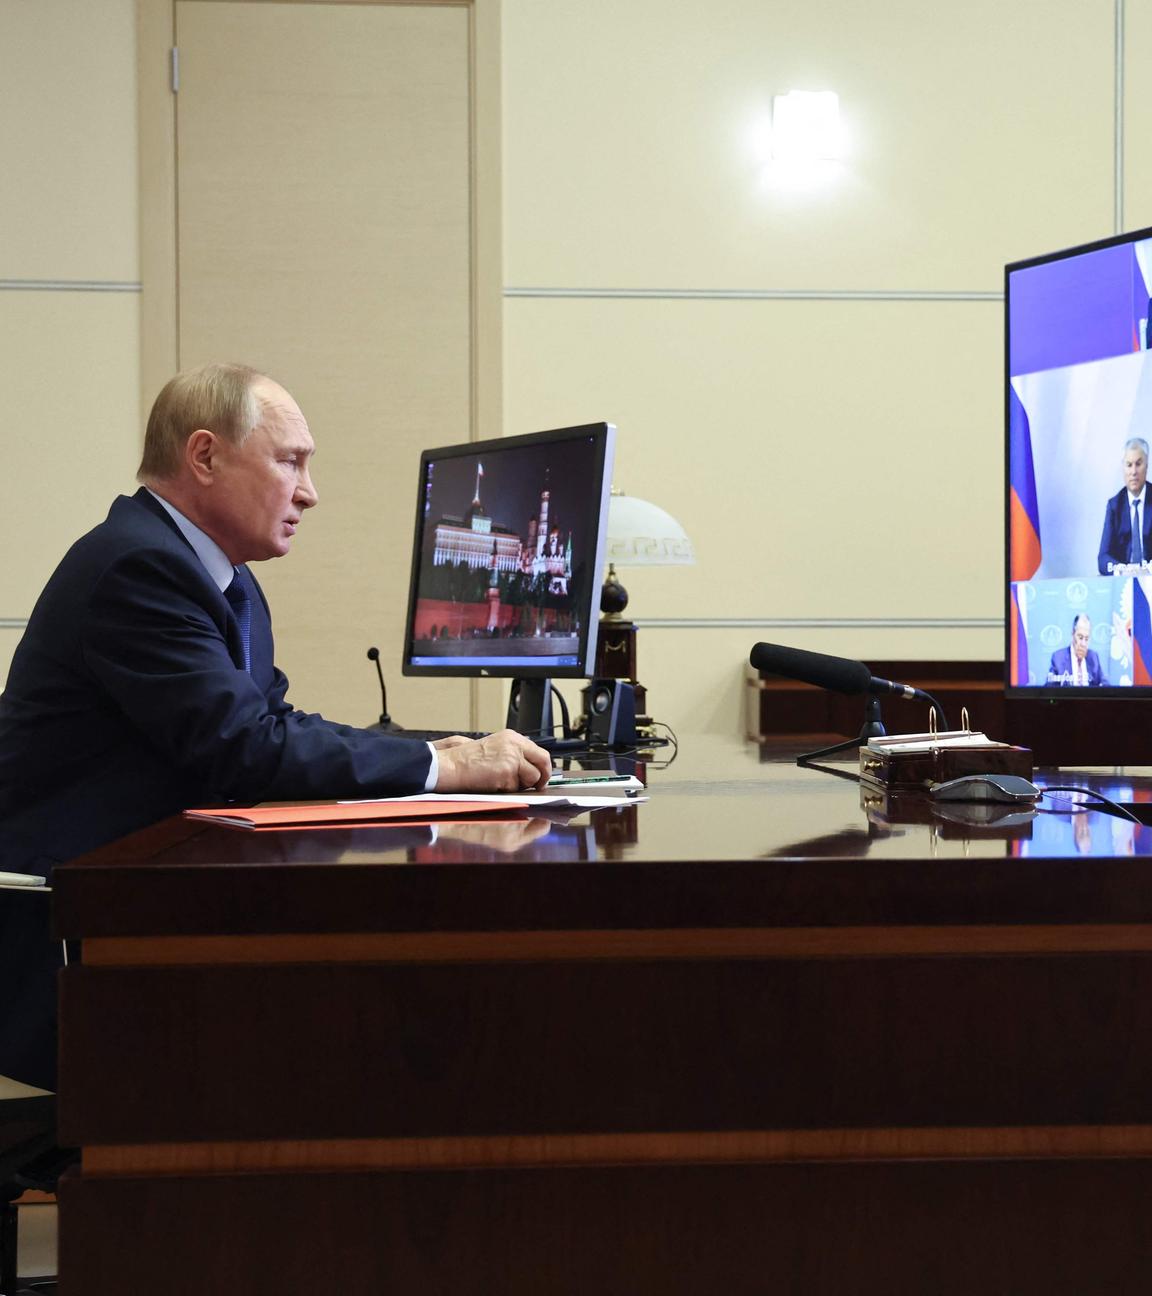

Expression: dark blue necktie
xmin=223 ymin=568 xmax=252 ymax=672
xmin=1131 ymin=500 xmax=1144 ymax=565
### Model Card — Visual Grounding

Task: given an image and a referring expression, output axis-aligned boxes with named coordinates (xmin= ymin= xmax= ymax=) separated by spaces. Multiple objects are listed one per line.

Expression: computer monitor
xmin=1005 ymin=226 xmax=1152 ymax=703
xmin=401 ymin=422 xmax=616 ymax=735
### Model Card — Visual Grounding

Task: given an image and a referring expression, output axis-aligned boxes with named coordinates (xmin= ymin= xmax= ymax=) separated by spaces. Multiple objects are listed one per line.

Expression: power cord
xmin=1040 ymin=784 xmax=1143 ymax=823
xmin=549 ymin=684 xmax=572 ymax=738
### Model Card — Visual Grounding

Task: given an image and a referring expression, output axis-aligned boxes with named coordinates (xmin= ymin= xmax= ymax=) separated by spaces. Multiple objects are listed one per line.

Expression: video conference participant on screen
xmin=0 ymin=363 xmax=552 ymax=878
xmin=1046 ymin=614 xmax=1108 ymax=687
xmin=1098 ymin=437 xmax=1152 ymax=573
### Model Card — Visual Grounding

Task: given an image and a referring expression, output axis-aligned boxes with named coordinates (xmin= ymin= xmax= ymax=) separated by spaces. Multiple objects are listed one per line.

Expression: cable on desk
xmin=612 ymin=721 xmax=678 ymax=764
xmin=1040 ymin=785 xmax=1143 ymax=823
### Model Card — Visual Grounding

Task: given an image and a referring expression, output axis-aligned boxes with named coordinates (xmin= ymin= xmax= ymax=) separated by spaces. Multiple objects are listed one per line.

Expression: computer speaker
xmin=584 ymin=679 xmax=637 ymax=746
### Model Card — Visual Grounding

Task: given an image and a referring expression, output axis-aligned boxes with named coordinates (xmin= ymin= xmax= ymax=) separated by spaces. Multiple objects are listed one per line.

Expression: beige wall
xmin=501 ymin=0 xmax=1129 ymax=735
xmin=0 ymin=0 xmax=141 ymax=684
xmin=4 ymin=0 xmax=1147 ymax=740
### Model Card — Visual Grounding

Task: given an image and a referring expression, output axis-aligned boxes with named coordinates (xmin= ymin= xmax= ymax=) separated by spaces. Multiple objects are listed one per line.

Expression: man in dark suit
xmin=0 ymin=364 xmax=552 ymax=1088
xmin=1047 ymin=614 xmax=1108 ymax=687
xmin=0 ymin=364 xmax=551 ymax=877
xmin=1098 ymin=437 xmax=1152 ymax=573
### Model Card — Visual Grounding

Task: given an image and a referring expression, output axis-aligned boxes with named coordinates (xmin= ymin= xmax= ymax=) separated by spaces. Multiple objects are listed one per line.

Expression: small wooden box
xmin=859 ymin=742 xmax=1034 ymax=792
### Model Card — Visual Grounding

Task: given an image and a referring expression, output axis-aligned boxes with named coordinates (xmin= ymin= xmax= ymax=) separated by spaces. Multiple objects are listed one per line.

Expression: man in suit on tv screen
xmin=1047 ymin=614 xmax=1108 ymax=687
xmin=1098 ymin=437 xmax=1152 ymax=574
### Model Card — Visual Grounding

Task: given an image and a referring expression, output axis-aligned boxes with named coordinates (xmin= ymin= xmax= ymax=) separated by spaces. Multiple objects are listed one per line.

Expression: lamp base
xmin=595 ymin=617 xmax=637 ymax=681
xmin=592 ymin=618 xmax=649 ymax=727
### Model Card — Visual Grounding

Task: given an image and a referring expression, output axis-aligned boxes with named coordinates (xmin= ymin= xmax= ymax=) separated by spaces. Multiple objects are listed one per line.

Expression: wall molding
xmin=0 ymin=280 xmax=142 ymax=293
xmin=505 ymin=287 xmax=1002 ymax=302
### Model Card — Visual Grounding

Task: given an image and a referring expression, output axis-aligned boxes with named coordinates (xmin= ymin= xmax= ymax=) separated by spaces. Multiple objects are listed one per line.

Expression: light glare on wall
xmin=771 ymin=91 xmax=842 ymax=162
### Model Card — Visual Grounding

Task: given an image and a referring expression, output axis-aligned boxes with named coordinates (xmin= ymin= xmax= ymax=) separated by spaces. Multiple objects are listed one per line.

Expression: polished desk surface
xmin=53 ymin=733 xmax=1152 ymax=940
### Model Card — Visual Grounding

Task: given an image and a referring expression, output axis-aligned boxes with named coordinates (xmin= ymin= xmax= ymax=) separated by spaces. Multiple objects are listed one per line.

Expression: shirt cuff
xmin=424 ymin=743 xmax=439 ymax=791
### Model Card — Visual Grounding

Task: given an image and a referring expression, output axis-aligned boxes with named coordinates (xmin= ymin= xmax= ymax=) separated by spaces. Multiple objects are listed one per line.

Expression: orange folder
xmin=183 ymin=800 xmax=530 ymax=831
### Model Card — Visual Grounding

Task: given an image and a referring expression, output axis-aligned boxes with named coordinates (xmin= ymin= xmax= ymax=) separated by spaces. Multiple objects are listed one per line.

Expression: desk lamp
xmin=594 ymin=491 xmax=696 ymax=706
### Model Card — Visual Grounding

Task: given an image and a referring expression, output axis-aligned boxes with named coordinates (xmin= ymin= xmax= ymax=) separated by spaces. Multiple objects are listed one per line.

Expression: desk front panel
xmin=59 ymin=947 xmax=1152 ymax=1153
xmin=59 ymin=1160 xmax=1152 ymax=1296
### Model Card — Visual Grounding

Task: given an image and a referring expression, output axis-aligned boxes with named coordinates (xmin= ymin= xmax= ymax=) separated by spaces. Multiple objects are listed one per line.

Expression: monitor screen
xmin=1006 ymin=226 xmax=1152 ymax=695
xmin=402 ymin=422 xmax=615 ymax=680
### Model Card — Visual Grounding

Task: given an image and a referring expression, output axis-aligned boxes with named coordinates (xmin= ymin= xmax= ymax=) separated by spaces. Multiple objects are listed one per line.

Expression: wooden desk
xmin=52 ymin=738 xmax=1152 ymax=1294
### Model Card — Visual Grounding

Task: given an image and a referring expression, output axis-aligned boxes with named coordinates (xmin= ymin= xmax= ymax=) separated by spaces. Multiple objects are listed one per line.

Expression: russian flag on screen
xmin=1010 ymin=585 xmax=1029 ymax=686
xmin=1134 ymin=580 xmax=1152 ymax=686
xmin=1009 ymin=388 xmax=1042 ymax=580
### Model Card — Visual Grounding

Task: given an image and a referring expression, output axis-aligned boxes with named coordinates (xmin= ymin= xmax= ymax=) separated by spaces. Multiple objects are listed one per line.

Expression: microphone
xmin=749 ymin=642 xmax=871 ymax=694
xmin=366 ymin=646 xmax=392 ymax=727
xmin=748 ymin=642 xmax=948 ymax=725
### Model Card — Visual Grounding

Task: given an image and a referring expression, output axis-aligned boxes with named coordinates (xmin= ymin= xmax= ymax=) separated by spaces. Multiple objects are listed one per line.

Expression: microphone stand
xmin=796 ymin=691 xmax=950 ymax=768
xmin=797 ymin=697 xmax=887 ymax=767
xmin=366 ymin=646 xmax=404 ymax=733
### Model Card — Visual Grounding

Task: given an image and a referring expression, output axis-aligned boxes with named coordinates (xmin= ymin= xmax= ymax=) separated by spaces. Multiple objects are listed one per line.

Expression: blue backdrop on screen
xmin=1009 ymin=242 xmax=1148 ymax=376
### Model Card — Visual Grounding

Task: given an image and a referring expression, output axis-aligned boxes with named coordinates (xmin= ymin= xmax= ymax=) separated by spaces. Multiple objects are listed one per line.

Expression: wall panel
xmin=0 ymin=0 xmax=138 ymax=282
xmin=1125 ymin=0 xmax=1152 ymax=226
xmin=1 ymin=295 xmax=141 ymax=618
xmin=505 ymin=297 xmax=1004 ymax=622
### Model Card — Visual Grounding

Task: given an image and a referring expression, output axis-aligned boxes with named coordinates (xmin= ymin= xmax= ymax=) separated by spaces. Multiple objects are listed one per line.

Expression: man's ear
xmin=185 ymin=429 xmax=218 ymax=485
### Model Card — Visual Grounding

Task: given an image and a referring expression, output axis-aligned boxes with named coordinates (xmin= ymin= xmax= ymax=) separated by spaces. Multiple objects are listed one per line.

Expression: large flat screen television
xmin=401 ymin=422 xmax=615 ymax=734
xmin=1006 ymin=226 xmax=1152 ymax=702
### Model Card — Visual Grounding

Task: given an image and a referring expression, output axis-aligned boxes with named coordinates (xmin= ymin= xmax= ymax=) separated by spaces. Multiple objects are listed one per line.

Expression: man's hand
xmin=432 ymin=729 xmax=552 ymax=792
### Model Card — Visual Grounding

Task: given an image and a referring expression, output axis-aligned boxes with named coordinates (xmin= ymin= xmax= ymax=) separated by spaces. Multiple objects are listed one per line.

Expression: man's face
xmin=1072 ymin=618 xmax=1091 ymax=662
xmin=205 ymin=381 xmax=319 ymax=564
xmin=1124 ymin=448 xmax=1148 ymax=496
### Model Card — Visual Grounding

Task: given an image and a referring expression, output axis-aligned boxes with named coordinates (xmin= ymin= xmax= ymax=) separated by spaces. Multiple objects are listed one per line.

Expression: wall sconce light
xmin=771 ymin=90 xmax=842 ymax=163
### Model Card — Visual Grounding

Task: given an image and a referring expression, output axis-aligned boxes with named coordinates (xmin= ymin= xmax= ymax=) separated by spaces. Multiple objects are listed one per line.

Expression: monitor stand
xmin=506 ymin=678 xmax=553 ymax=739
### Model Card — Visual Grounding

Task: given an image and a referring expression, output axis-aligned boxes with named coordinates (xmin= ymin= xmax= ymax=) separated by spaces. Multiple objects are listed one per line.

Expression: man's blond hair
xmin=137 ymin=362 xmax=264 ymax=482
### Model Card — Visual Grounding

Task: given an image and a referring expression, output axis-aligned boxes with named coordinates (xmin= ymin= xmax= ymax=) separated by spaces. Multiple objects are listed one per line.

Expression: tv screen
xmin=1006 ymin=227 xmax=1152 ymax=695
xmin=402 ymin=422 xmax=615 ymax=681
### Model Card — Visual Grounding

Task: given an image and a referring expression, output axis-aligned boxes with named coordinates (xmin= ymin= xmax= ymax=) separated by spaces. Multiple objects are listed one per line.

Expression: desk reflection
xmin=417 ymin=817 xmax=596 ymax=863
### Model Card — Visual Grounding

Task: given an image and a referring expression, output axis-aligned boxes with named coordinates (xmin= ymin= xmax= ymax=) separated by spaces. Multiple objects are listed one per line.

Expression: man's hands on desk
xmin=432 ymin=729 xmax=553 ymax=793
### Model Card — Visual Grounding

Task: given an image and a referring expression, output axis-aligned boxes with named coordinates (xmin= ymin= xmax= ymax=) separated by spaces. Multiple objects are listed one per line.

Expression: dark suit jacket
xmin=1047 ymin=645 xmax=1107 ymax=686
xmin=0 ymin=490 xmax=434 ymax=1088
xmin=1098 ymin=487 xmax=1152 ymax=573
xmin=0 ymin=489 xmax=431 ymax=876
